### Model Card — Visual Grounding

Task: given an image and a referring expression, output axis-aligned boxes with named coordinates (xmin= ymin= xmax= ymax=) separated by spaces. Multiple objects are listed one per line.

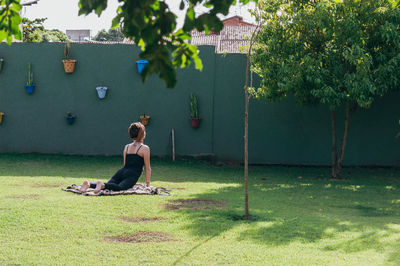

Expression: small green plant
xmin=64 ymin=42 xmax=70 ymax=60
xmin=26 ymin=63 xmax=34 ymax=85
xmin=190 ymin=93 xmax=199 ymax=118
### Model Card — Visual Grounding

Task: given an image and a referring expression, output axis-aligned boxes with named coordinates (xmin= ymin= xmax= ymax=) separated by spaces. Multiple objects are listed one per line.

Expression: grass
xmin=0 ymin=153 xmax=399 ymax=265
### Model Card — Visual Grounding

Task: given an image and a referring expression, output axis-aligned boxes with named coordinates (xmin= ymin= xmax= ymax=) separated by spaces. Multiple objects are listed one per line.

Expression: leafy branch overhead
xmin=1 ymin=0 xmax=257 ymax=87
xmin=77 ymin=0 xmax=257 ymax=88
xmin=0 ymin=0 xmax=22 ymax=44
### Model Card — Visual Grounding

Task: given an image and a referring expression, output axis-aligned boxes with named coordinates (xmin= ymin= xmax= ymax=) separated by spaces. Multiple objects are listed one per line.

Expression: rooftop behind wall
xmin=0 ymin=42 xmax=399 ymax=166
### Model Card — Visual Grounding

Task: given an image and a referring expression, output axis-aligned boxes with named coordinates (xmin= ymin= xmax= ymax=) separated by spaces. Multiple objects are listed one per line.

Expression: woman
xmin=79 ymin=122 xmax=151 ymax=194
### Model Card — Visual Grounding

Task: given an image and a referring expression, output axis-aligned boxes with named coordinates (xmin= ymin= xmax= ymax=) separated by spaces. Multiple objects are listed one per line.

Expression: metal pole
xmin=172 ymin=128 xmax=175 ymax=161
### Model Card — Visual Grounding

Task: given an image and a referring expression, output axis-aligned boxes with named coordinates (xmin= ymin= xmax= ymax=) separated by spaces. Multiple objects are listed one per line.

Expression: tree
xmin=252 ymin=0 xmax=400 ymax=178
xmin=22 ymin=18 xmax=68 ymax=42
xmin=93 ymin=28 xmax=123 ymax=42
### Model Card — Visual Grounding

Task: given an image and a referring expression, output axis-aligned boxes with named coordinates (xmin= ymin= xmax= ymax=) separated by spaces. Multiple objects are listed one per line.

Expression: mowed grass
xmin=0 ymin=154 xmax=400 ymax=265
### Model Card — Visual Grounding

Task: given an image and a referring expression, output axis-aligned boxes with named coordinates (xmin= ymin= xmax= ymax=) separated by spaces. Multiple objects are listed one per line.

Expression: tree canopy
xmin=93 ymin=28 xmax=123 ymax=42
xmin=252 ymin=0 xmax=400 ymax=178
xmin=22 ymin=18 xmax=68 ymax=42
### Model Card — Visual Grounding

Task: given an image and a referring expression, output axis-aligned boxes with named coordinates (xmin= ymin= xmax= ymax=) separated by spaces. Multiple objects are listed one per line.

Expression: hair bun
xmin=128 ymin=122 xmax=145 ymax=140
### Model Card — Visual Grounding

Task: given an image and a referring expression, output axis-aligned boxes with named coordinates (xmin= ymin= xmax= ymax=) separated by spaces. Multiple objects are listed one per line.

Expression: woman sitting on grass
xmin=79 ymin=122 xmax=151 ymax=194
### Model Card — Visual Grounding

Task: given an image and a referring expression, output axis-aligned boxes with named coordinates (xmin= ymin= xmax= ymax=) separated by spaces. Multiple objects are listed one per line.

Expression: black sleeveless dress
xmin=94 ymin=144 xmax=145 ymax=191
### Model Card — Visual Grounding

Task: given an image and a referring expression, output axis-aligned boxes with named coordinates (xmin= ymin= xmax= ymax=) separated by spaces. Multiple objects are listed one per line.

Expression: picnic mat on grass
xmin=62 ymin=183 xmax=171 ymax=196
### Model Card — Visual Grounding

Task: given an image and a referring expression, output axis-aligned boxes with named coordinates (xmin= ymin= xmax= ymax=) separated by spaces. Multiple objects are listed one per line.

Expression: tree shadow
xmin=160 ymin=174 xmax=400 ymax=258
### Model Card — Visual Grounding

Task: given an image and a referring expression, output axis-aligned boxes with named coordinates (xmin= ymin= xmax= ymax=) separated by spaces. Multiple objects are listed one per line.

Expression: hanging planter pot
xmin=0 ymin=58 xmax=4 ymax=73
xmin=189 ymin=93 xmax=201 ymax=128
xmin=140 ymin=114 xmax=150 ymax=126
xmin=62 ymin=59 xmax=77 ymax=73
xmin=190 ymin=117 xmax=202 ymax=128
xmin=65 ymin=112 xmax=77 ymax=125
xmin=25 ymin=84 xmax=36 ymax=95
xmin=0 ymin=112 xmax=4 ymax=125
xmin=62 ymin=42 xmax=77 ymax=74
xmin=96 ymin=86 xmax=108 ymax=99
xmin=25 ymin=63 xmax=35 ymax=94
xmin=136 ymin=60 xmax=148 ymax=74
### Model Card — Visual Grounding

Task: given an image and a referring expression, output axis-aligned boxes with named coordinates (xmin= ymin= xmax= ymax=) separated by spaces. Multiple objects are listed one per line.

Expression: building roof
xmin=21 ymin=0 xmax=40 ymax=6
xmin=191 ymin=25 xmax=257 ymax=54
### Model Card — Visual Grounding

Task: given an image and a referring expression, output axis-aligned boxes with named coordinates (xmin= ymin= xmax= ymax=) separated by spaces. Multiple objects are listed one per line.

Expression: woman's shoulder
xmin=141 ymin=144 xmax=150 ymax=151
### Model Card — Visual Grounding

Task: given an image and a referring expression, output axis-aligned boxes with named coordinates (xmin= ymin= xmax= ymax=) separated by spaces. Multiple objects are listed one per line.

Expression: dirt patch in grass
xmin=162 ymin=199 xmax=227 ymax=210
xmin=104 ymin=231 xmax=174 ymax=243
xmin=117 ymin=216 xmax=166 ymax=223
xmin=30 ymin=182 xmax=65 ymax=188
xmin=6 ymin=194 xmax=41 ymax=200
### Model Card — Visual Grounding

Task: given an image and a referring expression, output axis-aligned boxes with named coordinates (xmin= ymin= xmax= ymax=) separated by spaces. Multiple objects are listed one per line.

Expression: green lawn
xmin=0 ymin=154 xmax=399 ymax=265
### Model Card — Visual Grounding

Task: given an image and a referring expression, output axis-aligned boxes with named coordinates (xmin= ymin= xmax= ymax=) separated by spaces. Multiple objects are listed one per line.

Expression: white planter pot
xmin=96 ymin=86 xmax=108 ymax=99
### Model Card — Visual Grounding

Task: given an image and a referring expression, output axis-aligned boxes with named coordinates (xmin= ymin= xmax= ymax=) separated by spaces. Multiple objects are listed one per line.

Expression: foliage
xmin=0 ymin=0 xmax=21 ymax=44
xmin=252 ymin=0 xmax=400 ymax=178
xmin=1 ymin=0 xmax=257 ymax=87
xmin=190 ymin=93 xmax=199 ymax=118
xmin=26 ymin=62 xmax=33 ymax=85
xmin=93 ymin=28 xmax=123 ymax=41
xmin=78 ymin=0 xmax=258 ymax=88
xmin=252 ymin=0 xmax=400 ymax=109
xmin=22 ymin=17 xmax=45 ymax=42
xmin=22 ymin=18 xmax=68 ymax=42
xmin=1 ymin=154 xmax=400 ymax=264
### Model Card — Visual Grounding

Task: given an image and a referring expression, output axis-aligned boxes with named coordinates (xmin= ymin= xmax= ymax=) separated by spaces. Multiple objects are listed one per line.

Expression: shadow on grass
xmin=2 ymin=153 xmax=400 ymax=261
xmin=161 ymin=177 xmax=400 ymax=261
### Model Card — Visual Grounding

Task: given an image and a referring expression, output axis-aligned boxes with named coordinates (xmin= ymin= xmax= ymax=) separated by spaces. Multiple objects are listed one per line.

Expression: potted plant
xmin=0 ymin=112 xmax=4 ymax=125
xmin=0 ymin=58 xmax=4 ymax=73
xmin=65 ymin=112 xmax=77 ymax=125
xmin=189 ymin=93 xmax=201 ymax=128
xmin=96 ymin=86 xmax=108 ymax=99
xmin=140 ymin=113 xmax=150 ymax=126
xmin=25 ymin=63 xmax=35 ymax=94
xmin=136 ymin=60 xmax=148 ymax=74
xmin=62 ymin=42 xmax=77 ymax=74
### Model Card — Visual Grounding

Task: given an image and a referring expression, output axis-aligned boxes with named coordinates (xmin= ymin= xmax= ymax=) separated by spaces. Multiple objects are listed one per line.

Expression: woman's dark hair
xmin=128 ymin=122 xmax=145 ymax=140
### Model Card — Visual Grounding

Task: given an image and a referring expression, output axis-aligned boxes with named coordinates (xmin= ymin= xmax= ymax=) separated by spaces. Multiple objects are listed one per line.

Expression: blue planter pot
xmin=96 ymin=86 xmax=108 ymax=99
xmin=65 ymin=115 xmax=77 ymax=125
xmin=136 ymin=60 xmax=148 ymax=74
xmin=25 ymin=84 xmax=36 ymax=95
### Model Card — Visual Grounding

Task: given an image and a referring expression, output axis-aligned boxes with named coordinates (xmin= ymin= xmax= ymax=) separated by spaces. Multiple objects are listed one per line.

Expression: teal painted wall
xmin=0 ymin=43 xmax=399 ymax=165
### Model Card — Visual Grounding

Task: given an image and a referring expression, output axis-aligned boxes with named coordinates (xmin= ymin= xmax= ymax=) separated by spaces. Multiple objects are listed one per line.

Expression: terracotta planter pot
xmin=140 ymin=115 xmax=150 ymax=126
xmin=62 ymin=59 xmax=77 ymax=73
xmin=190 ymin=117 xmax=202 ymax=128
xmin=0 ymin=112 xmax=4 ymax=124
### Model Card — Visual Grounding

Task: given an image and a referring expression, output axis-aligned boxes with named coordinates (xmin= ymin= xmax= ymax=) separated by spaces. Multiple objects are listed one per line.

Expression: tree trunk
xmin=244 ymin=84 xmax=249 ymax=220
xmin=330 ymin=110 xmax=337 ymax=178
xmin=331 ymin=101 xmax=357 ymax=179
xmin=243 ymin=9 xmax=261 ymax=220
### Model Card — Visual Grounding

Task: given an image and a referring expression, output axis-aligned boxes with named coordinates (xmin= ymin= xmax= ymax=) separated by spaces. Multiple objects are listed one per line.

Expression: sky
xmin=22 ymin=0 xmax=256 ymax=37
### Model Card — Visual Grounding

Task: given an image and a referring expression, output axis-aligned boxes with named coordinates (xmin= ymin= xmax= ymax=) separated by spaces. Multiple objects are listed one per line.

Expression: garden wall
xmin=0 ymin=43 xmax=399 ymax=166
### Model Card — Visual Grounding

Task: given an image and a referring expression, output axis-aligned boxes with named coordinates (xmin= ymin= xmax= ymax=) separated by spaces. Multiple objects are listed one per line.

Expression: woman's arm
xmin=123 ymin=145 xmax=128 ymax=166
xmin=143 ymin=146 xmax=151 ymax=187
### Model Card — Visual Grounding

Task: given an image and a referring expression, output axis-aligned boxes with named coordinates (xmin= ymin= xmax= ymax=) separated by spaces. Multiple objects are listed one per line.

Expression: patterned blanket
xmin=62 ymin=183 xmax=171 ymax=196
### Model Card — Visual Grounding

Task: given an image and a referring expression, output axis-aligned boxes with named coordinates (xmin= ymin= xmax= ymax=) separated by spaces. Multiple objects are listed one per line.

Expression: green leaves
xmin=77 ymin=0 xmax=256 ymax=88
xmin=0 ymin=0 xmax=22 ymax=44
xmin=252 ymin=0 xmax=400 ymax=109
